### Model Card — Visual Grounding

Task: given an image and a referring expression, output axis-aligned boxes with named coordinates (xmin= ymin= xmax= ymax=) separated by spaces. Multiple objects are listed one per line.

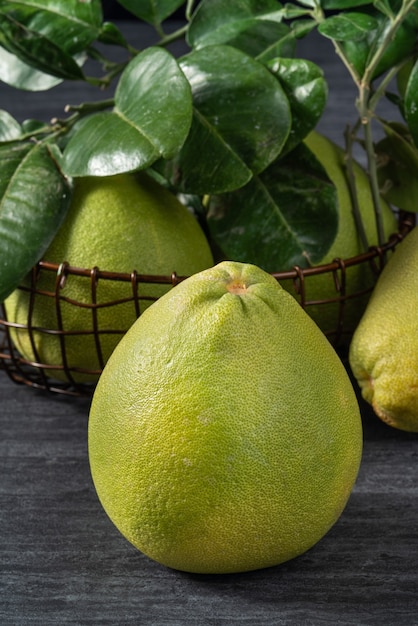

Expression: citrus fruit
xmin=349 ymin=225 xmax=418 ymax=432
xmin=88 ymin=260 xmax=362 ymax=574
xmin=298 ymin=131 xmax=398 ymax=339
xmin=4 ymin=173 xmax=214 ymax=383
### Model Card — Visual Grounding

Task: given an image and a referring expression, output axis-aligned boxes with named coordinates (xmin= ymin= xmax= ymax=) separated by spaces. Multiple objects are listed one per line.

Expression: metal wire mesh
xmin=0 ymin=212 xmax=415 ymax=396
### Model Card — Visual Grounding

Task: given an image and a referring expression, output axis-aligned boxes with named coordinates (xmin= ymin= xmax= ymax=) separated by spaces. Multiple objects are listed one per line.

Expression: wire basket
xmin=0 ymin=211 xmax=415 ymax=396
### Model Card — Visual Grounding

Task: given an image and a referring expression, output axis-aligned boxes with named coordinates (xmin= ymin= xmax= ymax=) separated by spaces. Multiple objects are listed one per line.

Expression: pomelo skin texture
xmin=88 ymin=261 xmax=363 ymax=574
xmin=289 ymin=132 xmax=398 ymax=338
xmin=349 ymin=226 xmax=418 ymax=432
xmin=5 ymin=173 xmax=214 ymax=383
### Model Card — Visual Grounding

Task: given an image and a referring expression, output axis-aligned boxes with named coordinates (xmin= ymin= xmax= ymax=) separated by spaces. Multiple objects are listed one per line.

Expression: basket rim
xmin=0 ymin=211 xmax=415 ymax=397
xmin=28 ymin=211 xmax=415 ymax=285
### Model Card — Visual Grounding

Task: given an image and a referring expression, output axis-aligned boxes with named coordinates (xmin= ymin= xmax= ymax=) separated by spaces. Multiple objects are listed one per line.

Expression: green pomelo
xmin=5 ymin=173 xmax=214 ymax=383
xmin=289 ymin=131 xmax=398 ymax=340
xmin=349 ymin=226 xmax=418 ymax=432
xmin=88 ymin=261 xmax=362 ymax=574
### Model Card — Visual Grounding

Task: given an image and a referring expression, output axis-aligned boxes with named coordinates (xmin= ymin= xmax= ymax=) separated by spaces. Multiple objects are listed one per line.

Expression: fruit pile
xmin=1 ymin=0 xmax=418 ymax=576
xmin=2 ymin=130 xmax=401 ymax=382
xmin=2 ymin=133 xmax=415 ymax=576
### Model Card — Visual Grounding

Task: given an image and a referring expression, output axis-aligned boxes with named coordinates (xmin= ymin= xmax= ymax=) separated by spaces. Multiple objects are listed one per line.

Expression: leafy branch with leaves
xmin=0 ymin=0 xmax=417 ymax=304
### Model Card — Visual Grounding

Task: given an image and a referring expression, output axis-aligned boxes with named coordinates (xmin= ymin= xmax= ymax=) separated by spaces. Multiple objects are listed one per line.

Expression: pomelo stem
xmin=343 ymin=124 xmax=370 ymax=252
xmin=227 ymin=280 xmax=248 ymax=295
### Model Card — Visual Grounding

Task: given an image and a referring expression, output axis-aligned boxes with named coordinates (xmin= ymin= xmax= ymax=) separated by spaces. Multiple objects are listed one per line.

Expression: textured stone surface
xmin=1 ymin=373 xmax=418 ymax=625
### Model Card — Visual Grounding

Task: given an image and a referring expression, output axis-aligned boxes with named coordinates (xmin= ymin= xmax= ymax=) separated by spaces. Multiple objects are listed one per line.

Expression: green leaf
xmin=404 ymin=60 xmax=418 ymax=148
xmin=267 ymin=57 xmax=327 ymax=153
xmin=0 ymin=0 xmax=103 ymax=54
xmin=61 ymin=47 xmax=193 ymax=177
xmin=321 ymin=0 xmax=373 ymax=8
xmin=153 ymin=111 xmax=255 ymax=194
xmin=0 ymin=45 xmax=63 ymax=90
xmin=0 ymin=141 xmax=72 ymax=302
xmin=187 ymin=0 xmax=286 ymax=53
xmin=373 ymin=16 xmax=418 ymax=78
xmin=376 ymin=122 xmax=418 ymax=212
xmin=318 ymin=12 xmax=378 ymax=41
xmin=206 ymin=142 xmax=339 ymax=271
xmin=0 ymin=11 xmax=85 ymax=80
xmin=280 ymin=4 xmax=312 ymax=19
xmin=117 ymin=0 xmax=185 ymax=24
xmin=98 ymin=21 xmax=130 ymax=48
xmin=155 ymin=45 xmax=291 ymax=195
xmin=338 ymin=38 xmax=369 ymax=77
xmin=397 ymin=57 xmax=414 ymax=99
xmin=336 ymin=10 xmax=418 ymax=80
xmin=372 ymin=0 xmax=395 ymax=18
xmin=0 ymin=0 xmax=102 ymax=83
xmin=0 ymin=109 xmax=21 ymax=140
xmin=289 ymin=18 xmax=317 ymax=38
xmin=21 ymin=118 xmax=46 ymax=134
xmin=255 ymin=24 xmax=297 ymax=63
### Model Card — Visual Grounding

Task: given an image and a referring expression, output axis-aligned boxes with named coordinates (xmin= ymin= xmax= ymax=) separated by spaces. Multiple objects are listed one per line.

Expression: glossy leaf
xmin=0 ymin=11 xmax=85 ymax=80
xmin=337 ymin=11 xmax=418 ymax=79
xmin=98 ymin=21 xmax=130 ymax=48
xmin=187 ymin=0 xmax=286 ymax=55
xmin=373 ymin=15 xmax=418 ymax=78
xmin=267 ymin=57 xmax=327 ymax=153
xmin=152 ymin=112 xmax=255 ymax=194
xmin=61 ymin=47 xmax=192 ymax=177
xmin=0 ymin=141 xmax=72 ymax=301
xmin=0 ymin=110 xmax=21 ymax=140
xmin=117 ymin=0 xmax=185 ymax=24
xmin=0 ymin=45 xmax=64 ymax=90
xmin=156 ymin=45 xmax=291 ymax=194
xmin=318 ymin=12 xmax=378 ymax=41
xmin=206 ymin=142 xmax=339 ymax=271
xmin=0 ymin=0 xmax=102 ymax=54
xmin=0 ymin=0 xmax=102 ymax=84
xmin=376 ymin=122 xmax=418 ymax=212
xmin=193 ymin=18 xmax=296 ymax=62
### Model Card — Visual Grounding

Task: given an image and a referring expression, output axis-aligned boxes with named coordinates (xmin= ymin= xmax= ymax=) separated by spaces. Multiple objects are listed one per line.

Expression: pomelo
xmin=299 ymin=131 xmax=398 ymax=339
xmin=88 ymin=261 xmax=362 ymax=574
xmin=4 ymin=173 xmax=214 ymax=383
xmin=349 ymin=225 xmax=418 ymax=432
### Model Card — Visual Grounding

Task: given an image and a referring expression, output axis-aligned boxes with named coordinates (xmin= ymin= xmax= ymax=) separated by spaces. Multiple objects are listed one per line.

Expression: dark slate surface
xmin=1 ymin=22 xmax=417 ymax=626
xmin=2 ymin=373 xmax=418 ymax=625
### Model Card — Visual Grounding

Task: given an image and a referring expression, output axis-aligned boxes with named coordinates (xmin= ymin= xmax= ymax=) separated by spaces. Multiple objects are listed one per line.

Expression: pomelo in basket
xmin=4 ymin=173 xmax=214 ymax=383
xmin=88 ymin=261 xmax=362 ymax=574
xmin=300 ymin=131 xmax=398 ymax=337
